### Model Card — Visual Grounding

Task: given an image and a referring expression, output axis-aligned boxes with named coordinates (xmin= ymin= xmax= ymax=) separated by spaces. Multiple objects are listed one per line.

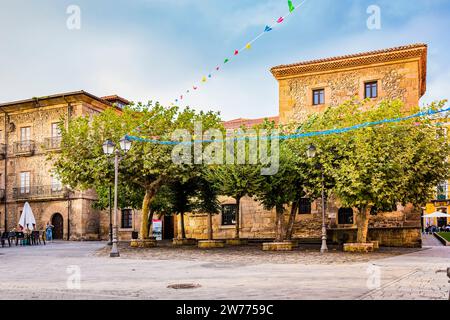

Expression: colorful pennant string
xmin=169 ymin=0 xmax=309 ymax=105
xmin=128 ymin=107 xmax=450 ymax=145
xmin=288 ymin=0 xmax=295 ymax=12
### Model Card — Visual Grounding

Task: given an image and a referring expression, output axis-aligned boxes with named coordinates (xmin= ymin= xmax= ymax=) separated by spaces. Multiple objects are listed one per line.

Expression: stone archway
xmin=51 ymin=213 xmax=64 ymax=240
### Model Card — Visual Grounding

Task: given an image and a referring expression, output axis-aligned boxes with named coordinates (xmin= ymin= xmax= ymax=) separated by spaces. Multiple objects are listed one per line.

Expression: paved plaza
xmin=0 ymin=240 xmax=448 ymax=300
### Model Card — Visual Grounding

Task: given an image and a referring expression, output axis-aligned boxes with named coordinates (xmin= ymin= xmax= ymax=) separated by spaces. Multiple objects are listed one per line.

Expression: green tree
xmin=53 ymin=102 xmax=222 ymax=240
xmin=193 ymin=173 xmax=221 ymax=240
xmin=305 ymin=99 xmax=450 ymax=243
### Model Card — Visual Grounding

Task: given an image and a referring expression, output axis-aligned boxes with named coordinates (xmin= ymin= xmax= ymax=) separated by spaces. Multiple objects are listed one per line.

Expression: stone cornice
xmin=271 ymin=44 xmax=427 ymax=97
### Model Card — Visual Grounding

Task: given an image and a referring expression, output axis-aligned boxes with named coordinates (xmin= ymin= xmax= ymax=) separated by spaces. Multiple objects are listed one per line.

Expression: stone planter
xmin=262 ymin=242 xmax=293 ymax=251
xmin=343 ymin=243 xmax=374 ymax=253
xmin=172 ymin=238 xmax=197 ymax=246
xmin=130 ymin=239 xmax=157 ymax=248
xmin=198 ymin=240 xmax=225 ymax=249
xmin=370 ymin=241 xmax=379 ymax=250
xmin=283 ymin=240 xmax=299 ymax=248
xmin=225 ymin=239 xmax=248 ymax=246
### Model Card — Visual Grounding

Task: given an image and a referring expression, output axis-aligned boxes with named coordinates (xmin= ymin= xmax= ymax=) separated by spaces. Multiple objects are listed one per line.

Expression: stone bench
xmin=343 ymin=243 xmax=374 ymax=253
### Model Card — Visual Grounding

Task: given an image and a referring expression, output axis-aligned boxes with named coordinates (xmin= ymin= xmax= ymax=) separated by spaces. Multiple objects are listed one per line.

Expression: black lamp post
xmin=307 ymin=144 xmax=328 ymax=253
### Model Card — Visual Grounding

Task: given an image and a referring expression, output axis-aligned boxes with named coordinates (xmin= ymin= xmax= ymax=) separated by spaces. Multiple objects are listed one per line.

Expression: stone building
xmin=0 ymin=91 xmax=129 ymax=240
xmin=179 ymin=44 xmax=429 ymax=247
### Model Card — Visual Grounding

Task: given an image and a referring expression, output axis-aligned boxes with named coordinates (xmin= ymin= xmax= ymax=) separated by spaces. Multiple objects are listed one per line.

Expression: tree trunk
xmin=275 ymin=205 xmax=285 ymax=242
xmin=285 ymin=200 xmax=299 ymax=240
xmin=356 ymin=205 xmax=370 ymax=243
xmin=235 ymin=197 xmax=241 ymax=239
xmin=179 ymin=212 xmax=187 ymax=239
xmin=207 ymin=213 xmax=213 ymax=241
xmin=146 ymin=208 xmax=155 ymax=238
xmin=140 ymin=189 xmax=154 ymax=240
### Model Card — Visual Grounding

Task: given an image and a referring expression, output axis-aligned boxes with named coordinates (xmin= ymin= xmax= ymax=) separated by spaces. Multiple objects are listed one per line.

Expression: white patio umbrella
xmin=421 ymin=211 xmax=450 ymax=218
xmin=18 ymin=202 xmax=36 ymax=231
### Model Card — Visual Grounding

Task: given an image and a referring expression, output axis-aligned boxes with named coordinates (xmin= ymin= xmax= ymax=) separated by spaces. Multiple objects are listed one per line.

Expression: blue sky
xmin=1 ymin=0 xmax=449 ymax=120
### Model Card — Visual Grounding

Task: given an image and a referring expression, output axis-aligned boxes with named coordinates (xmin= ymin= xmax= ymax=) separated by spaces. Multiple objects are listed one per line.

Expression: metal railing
xmin=12 ymin=185 xmax=68 ymax=200
xmin=44 ymin=137 xmax=62 ymax=150
xmin=13 ymin=141 xmax=35 ymax=156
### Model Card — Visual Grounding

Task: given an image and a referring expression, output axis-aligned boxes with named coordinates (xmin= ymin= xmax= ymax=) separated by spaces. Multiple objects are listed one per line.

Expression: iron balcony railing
xmin=12 ymin=185 xmax=68 ymax=200
xmin=13 ymin=140 xmax=35 ymax=156
xmin=44 ymin=136 xmax=62 ymax=150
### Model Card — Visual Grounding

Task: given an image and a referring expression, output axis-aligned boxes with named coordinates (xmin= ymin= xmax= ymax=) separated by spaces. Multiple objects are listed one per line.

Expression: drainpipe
xmin=63 ymin=96 xmax=73 ymax=240
xmin=0 ymin=107 xmax=8 ymax=232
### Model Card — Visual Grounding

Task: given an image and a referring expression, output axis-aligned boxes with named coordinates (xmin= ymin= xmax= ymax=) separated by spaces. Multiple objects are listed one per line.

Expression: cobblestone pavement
xmin=0 ymin=241 xmax=448 ymax=300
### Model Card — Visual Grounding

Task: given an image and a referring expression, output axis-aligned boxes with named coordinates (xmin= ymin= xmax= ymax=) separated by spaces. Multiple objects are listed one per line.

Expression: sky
xmin=0 ymin=0 xmax=449 ymax=120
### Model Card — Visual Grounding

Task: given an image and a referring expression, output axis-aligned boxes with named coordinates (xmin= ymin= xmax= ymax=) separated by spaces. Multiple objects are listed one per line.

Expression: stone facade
xmin=0 ymin=91 xmax=126 ymax=240
xmin=270 ymin=44 xmax=427 ymax=123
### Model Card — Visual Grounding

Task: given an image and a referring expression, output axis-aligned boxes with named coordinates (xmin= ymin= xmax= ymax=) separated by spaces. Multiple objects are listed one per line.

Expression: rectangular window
xmin=20 ymin=172 xmax=31 ymax=194
xmin=51 ymin=173 xmax=63 ymax=192
xmin=222 ymin=204 xmax=237 ymax=226
xmin=365 ymin=81 xmax=378 ymax=99
xmin=313 ymin=89 xmax=325 ymax=105
xmin=298 ymin=198 xmax=312 ymax=215
xmin=20 ymin=127 xmax=31 ymax=142
xmin=51 ymin=123 xmax=62 ymax=138
xmin=121 ymin=209 xmax=133 ymax=229
xmin=338 ymin=208 xmax=354 ymax=225
xmin=437 ymin=181 xmax=448 ymax=200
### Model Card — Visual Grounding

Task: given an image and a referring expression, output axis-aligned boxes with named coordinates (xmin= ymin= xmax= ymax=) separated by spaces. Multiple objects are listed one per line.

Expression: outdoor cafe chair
xmin=1 ymin=232 xmax=11 ymax=248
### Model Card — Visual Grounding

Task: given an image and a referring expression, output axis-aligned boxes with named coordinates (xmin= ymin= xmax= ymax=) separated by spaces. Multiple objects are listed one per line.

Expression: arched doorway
xmin=51 ymin=213 xmax=64 ymax=240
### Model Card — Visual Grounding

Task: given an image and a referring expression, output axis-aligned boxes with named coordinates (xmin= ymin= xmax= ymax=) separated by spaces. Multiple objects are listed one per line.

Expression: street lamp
xmin=307 ymin=144 xmax=328 ymax=253
xmin=102 ymin=136 xmax=132 ymax=258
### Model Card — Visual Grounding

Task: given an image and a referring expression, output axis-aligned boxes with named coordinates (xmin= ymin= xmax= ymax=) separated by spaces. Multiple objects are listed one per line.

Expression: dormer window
xmin=365 ymin=81 xmax=378 ymax=99
xmin=313 ymin=89 xmax=325 ymax=105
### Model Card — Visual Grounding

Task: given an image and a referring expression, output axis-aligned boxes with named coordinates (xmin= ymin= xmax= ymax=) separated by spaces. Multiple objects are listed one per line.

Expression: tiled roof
xmin=101 ymin=95 xmax=130 ymax=105
xmin=270 ymin=44 xmax=427 ymax=96
xmin=223 ymin=116 xmax=279 ymax=130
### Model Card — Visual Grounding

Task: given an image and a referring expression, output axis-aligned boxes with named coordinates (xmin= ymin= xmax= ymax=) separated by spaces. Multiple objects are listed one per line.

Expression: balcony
xmin=0 ymin=144 xmax=6 ymax=159
xmin=12 ymin=185 xmax=68 ymax=201
xmin=44 ymin=137 xmax=62 ymax=151
xmin=14 ymin=141 xmax=35 ymax=157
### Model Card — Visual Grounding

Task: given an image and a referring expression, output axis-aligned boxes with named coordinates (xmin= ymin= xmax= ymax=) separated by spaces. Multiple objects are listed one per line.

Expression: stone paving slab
xmin=0 ymin=241 xmax=448 ymax=300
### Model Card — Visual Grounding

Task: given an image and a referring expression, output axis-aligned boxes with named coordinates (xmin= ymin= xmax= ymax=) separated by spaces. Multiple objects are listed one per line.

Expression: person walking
xmin=45 ymin=222 xmax=54 ymax=243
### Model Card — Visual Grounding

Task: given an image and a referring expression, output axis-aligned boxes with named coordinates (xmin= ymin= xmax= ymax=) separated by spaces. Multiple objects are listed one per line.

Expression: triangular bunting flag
xmin=202 ymin=77 xmax=207 ymax=82
xmin=224 ymin=58 xmax=229 ymax=63
xmin=245 ymin=43 xmax=251 ymax=50
xmin=264 ymin=25 xmax=273 ymax=32
xmin=277 ymin=17 xmax=284 ymax=23
xmin=208 ymin=74 xmax=212 ymax=78
xmin=193 ymin=86 xmax=198 ymax=90
xmin=234 ymin=50 xmax=239 ymax=55
xmin=288 ymin=0 xmax=295 ymax=13
xmin=216 ymin=66 xmax=220 ymax=71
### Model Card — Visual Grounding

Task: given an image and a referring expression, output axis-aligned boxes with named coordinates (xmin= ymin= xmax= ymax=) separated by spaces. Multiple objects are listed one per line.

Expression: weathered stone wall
xmin=278 ymin=60 xmax=421 ymax=123
xmin=328 ymin=227 xmax=422 ymax=248
xmin=0 ymin=99 xmax=108 ymax=240
xmin=182 ymin=195 xmax=422 ymax=246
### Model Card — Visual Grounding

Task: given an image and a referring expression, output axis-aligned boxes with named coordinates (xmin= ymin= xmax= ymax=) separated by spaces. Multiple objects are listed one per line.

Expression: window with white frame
xmin=51 ymin=173 xmax=63 ymax=192
xmin=20 ymin=172 xmax=31 ymax=194
xmin=51 ymin=123 xmax=62 ymax=138
xmin=20 ymin=127 xmax=31 ymax=142
xmin=437 ymin=181 xmax=448 ymax=200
